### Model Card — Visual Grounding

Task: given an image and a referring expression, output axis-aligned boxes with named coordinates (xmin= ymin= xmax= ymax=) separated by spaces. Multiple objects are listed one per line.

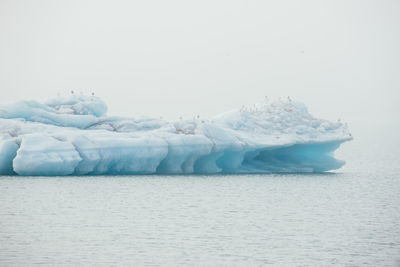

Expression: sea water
xmin=0 ymin=138 xmax=399 ymax=266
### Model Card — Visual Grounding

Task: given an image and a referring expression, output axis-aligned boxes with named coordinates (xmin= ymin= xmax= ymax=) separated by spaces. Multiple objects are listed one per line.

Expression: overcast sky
xmin=1 ymin=0 xmax=399 ymax=143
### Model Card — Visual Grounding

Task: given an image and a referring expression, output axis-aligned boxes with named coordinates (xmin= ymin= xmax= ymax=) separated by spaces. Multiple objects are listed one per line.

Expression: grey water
xmin=1 ymin=138 xmax=399 ymax=266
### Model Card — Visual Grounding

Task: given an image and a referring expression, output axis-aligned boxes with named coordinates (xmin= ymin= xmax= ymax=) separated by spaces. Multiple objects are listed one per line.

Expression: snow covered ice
xmin=0 ymin=94 xmax=352 ymax=176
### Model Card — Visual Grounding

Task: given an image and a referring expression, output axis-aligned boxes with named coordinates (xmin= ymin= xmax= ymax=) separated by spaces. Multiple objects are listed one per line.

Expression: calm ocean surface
xmin=1 ymin=138 xmax=399 ymax=266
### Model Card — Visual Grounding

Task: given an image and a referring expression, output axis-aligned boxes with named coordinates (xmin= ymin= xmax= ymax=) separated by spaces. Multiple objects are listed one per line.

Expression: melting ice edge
xmin=0 ymin=95 xmax=352 ymax=176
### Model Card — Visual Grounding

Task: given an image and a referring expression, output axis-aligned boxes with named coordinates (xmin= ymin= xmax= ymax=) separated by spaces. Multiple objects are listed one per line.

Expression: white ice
xmin=0 ymin=94 xmax=352 ymax=175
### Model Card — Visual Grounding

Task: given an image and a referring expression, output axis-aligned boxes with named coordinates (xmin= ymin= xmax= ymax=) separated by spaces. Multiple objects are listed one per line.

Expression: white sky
xmin=1 ymin=0 xmax=399 ymax=143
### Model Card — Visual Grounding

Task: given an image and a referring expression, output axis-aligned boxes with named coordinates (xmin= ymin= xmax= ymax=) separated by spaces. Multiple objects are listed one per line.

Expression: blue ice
xmin=0 ymin=94 xmax=352 ymax=175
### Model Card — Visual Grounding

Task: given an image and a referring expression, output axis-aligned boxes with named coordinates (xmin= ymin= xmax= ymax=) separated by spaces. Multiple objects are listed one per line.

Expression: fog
xmin=1 ymin=0 xmax=399 ymax=145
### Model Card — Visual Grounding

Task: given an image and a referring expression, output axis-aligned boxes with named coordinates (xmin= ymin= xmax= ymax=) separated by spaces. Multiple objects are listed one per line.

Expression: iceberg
xmin=0 ymin=94 xmax=352 ymax=176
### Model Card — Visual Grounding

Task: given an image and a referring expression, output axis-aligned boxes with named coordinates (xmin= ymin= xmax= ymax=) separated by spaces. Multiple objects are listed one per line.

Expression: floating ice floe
xmin=0 ymin=94 xmax=352 ymax=175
